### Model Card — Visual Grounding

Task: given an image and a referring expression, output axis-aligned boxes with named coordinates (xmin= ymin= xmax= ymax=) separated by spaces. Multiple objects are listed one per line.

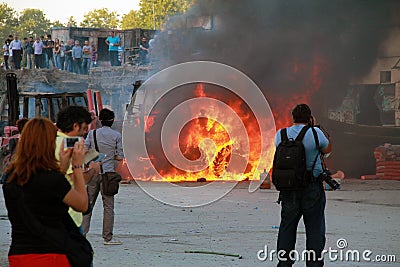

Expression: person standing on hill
xmin=105 ymin=31 xmax=120 ymax=67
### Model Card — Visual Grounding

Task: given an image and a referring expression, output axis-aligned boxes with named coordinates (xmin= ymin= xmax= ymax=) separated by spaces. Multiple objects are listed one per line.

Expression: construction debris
xmin=374 ymin=143 xmax=400 ymax=180
xmin=0 ymin=66 xmax=152 ymax=121
xmin=184 ymin=250 xmax=242 ymax=259
xmin=0 ymin=69 xmax=88 ymax=94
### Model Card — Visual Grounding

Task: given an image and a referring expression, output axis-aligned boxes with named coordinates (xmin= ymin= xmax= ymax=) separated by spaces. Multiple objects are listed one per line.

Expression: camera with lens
xmin=318 ymin=169 xmax=340 ymax=190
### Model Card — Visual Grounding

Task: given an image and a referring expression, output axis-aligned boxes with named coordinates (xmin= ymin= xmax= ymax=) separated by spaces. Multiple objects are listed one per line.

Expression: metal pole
xmin=6 ymin=73 xmax=19 ymax=127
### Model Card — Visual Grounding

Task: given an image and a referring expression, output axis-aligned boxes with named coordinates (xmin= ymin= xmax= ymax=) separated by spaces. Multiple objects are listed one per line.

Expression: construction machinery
xmin=0 ymin=73 xmax=103 ymax=158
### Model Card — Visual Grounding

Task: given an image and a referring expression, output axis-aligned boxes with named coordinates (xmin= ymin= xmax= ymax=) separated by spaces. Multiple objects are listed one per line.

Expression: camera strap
xmin=311 ymin=127 xmax=329 ymax=172
xmin=310 ymin=127 xmax=320 ymax=178
xmin=93 ymin=130 xmax=104 ymax=174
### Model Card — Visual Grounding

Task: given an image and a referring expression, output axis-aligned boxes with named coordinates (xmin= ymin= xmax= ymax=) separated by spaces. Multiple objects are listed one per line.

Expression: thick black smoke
xmin=146 ymin=0 xmax=400 ymax=177
xmin=153 ymin=0 xmax=399 ymax=118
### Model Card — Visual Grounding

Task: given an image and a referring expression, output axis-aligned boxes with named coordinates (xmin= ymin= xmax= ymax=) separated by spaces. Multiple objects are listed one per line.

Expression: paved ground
xmin=0 ymin=179 xmax=399 ymax=267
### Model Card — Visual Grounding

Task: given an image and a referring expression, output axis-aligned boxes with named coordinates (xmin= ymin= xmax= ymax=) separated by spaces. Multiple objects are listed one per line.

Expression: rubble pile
xmin=88 ymin=65 xmax=151 ymax=94
xmin=0 ymin=68 xmax=89 ymax=93
xmin=0 ymin=66 xmax=152 ymax=120
xmin=374 ymin=144 xmax=400 ymax=180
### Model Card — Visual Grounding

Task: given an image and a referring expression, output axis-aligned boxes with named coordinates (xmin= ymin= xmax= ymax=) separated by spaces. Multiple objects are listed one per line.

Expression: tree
xmin=80 ymin=8 xmax=120 ymax=29
xmin=51 ymin=20 xmax=65 ymax=28
xmin=138 ymin=0 xmax=194 ymax=29
xmin=67 ymin=16 xmax=77 ymax=27
xmin=18 ymin=9 xmax=51 ymax=38
xmin=121 ymin=10 xmax=140 ymax=30
xmin=0 ymin=3 xmax=18 ymax=43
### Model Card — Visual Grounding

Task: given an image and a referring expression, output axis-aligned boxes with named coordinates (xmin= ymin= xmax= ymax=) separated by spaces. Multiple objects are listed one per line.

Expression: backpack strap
xmin=280 ymin=128 xmax=288 ymax=142
xmin=295 ymin=125 xmax=310 ymax=141
xmin=294 ymin=126 xmax=321 ymax=177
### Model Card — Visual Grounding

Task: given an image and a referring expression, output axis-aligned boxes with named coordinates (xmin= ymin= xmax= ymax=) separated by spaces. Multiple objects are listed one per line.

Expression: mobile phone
xmin=93 ymin=153 xmax=106 ymax=163
xmin=64 ymin=137 xmax=82 ymax=148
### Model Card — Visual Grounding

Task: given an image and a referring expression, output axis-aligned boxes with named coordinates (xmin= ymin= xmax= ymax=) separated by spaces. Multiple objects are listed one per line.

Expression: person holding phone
xmin=3 ymin=118 xmax=88 ymax=266
xmin=55 ymin=106 xmax=101 ymax=231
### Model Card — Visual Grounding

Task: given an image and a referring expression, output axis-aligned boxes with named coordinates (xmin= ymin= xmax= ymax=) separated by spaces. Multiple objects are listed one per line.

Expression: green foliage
xmin=138 ymin=0 xmax=195 ymax=29
xmin=51 ymin=20 xmax=65 ymax=28
xmin=17 ymin=9 xmax=51 ymax=38
xmin=0 ymin=3 xmax=18 ymax=43
xmin=67 ymin=16 xmax=78 ymax=27
xmin=80 ymin=8 xmax=120 ymax=29
xmin=0 ymin=0 xmax=195 ymax=47
xmin=121 ymin=10 xmax=140 ymax=30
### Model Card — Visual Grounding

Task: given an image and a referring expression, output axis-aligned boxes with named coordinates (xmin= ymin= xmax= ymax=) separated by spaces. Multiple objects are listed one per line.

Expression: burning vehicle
xmin=124 ymin=75 xmax=276 ymax=183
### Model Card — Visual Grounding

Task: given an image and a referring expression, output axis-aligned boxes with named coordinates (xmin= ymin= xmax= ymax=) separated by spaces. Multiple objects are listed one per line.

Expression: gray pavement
xmin=0 ymin=179 xmax=399 ymax=267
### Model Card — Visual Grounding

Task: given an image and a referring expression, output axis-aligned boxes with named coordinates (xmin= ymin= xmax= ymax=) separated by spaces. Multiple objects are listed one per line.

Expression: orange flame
xmin=121 ymin=54 xmax=327 ymax=182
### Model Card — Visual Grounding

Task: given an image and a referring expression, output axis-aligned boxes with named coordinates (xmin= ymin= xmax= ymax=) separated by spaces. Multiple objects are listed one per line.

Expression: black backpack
xmin=272 ymin=126 xmax=318 ymax=191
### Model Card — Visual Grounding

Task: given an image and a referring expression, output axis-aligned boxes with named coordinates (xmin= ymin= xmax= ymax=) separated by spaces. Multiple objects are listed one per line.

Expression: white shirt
xmin=3 ymin=44 xmax=9 ymax=56
xmin=9 ymin=40 xmax=22 ymax=50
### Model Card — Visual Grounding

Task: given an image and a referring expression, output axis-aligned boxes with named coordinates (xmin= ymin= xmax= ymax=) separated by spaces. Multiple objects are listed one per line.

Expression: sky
xmin=3 ymin=0 xmax=141 ymax=24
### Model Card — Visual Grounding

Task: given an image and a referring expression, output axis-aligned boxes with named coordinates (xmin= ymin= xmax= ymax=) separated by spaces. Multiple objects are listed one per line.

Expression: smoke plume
xmin=153 ymin=0 xmax=399 ymax=121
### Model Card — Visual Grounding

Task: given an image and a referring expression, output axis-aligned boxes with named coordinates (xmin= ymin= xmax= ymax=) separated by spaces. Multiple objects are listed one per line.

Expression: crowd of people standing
xmin=2 ymin=34 xmax=98 ymax=74
xmin=2 ymin=31 xmax=155 ymax=72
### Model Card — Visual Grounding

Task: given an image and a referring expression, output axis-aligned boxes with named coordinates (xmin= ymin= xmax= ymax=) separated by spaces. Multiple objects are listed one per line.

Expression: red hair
xmin=6 ymin=118 xmax=60 ymax=185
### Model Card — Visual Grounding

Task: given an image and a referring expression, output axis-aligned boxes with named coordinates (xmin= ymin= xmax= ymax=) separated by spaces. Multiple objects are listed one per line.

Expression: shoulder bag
xmin=93 ymin=130 xmax=122 ymax=196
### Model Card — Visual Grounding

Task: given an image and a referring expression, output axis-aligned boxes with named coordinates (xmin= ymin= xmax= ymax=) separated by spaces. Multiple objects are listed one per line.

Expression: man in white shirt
xmin=32 ymin=37 xmax=44 ymax=69
xmin=9 ymin=35 xmax=22 ymax=69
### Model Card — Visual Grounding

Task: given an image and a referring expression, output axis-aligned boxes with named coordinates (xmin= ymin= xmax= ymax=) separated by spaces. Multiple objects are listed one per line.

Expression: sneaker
xmin=103 ymin=238 xmax=122 ymax=245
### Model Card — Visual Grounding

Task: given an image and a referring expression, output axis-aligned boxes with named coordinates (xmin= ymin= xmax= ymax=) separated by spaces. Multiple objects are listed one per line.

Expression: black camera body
xmin=318 ymin=169 xmax=340 ymax=190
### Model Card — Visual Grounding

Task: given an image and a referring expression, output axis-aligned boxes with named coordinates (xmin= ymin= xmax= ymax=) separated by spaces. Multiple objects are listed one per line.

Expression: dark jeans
xmin=277 ymin=182 xmax=326 ymax=267
xmin=138 ymin=50 xmax=148 ymax=65
xmin=73 ymin=58 xmax=83 ymax=74
xmin=3 ymin=55 xmax=9 ymax=69
xmin=34 ymin=54 xmax=43 ymax=68
xmin=12 ymin=50 xmax=22 ymax=69
xmin=109 ymin=51 xmax=118 ymax=66
xmin=44 ymin=52 xmax=55 ymax=68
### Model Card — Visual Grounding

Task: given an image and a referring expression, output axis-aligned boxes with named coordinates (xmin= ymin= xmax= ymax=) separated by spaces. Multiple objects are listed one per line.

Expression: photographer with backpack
xmin=272 ymin=104 xmax=331 ymax=267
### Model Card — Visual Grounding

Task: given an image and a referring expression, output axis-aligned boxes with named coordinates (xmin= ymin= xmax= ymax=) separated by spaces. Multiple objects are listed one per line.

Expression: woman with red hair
xmin=3 ymin=118 xmax=88 ymax=267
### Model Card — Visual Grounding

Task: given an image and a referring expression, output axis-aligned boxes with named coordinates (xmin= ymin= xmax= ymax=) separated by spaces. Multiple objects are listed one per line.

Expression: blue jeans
xmin=82 ymin=58 xmax=91 ymax=74
xmin=277 ymin=182 xmax=326 ymax=267
xmin=60 ymin=57 xmax=65 ymax=70
xmin=65 ymin=56 xmax=73 ymax=72
xmin=73 ymin=58 xmax=83 ymax=74
xmin=55 ymin=53 xmax=61 ymax=69
xmin=44 ymin=52 xmax=55 ymax=68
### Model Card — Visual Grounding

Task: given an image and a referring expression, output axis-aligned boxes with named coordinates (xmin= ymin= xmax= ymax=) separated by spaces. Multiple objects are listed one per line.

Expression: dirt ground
xmin=0 ymin=179 xmax=399 ymax=267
